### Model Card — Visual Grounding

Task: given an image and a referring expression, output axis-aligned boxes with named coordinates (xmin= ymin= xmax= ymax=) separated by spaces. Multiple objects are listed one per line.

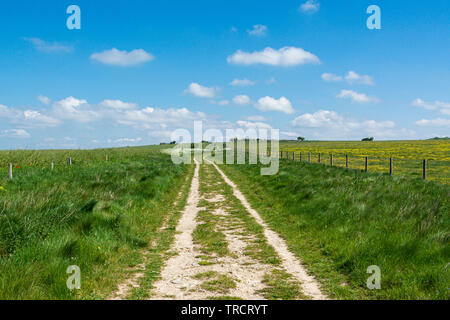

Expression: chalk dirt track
xmin=112 ymin=160 xmax=327 ymax=300
xmin=148 ymin=160 xmax=327 ymax=300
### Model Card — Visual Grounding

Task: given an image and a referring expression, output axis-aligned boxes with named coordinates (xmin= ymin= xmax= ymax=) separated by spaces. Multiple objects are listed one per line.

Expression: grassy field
xmin=0 ymin=145 xmax=188 ymax=299
xmin=1 ymin=141 xmax=448 ymax=300
xmin=279 ymin=140 xmax=450 ymax=184
xmin=220 ymin=159 xmax=449 ymax=299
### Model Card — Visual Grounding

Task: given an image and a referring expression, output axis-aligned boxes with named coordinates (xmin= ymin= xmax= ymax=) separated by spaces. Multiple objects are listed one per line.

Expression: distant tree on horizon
xmin=428 ymin=136 xmax=449 ymax=140
xmin=362 ymin=137 xmax=374 ymax=141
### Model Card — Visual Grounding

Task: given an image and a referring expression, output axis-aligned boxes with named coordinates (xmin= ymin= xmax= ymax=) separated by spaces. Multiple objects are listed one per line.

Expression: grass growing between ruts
xmin=220 ymin=160 xmax=449 ymax=300
xmin=0 ymin=147 xmax=188 ymax=299
xmin=196 ymin=163 xmax=305 ymax=299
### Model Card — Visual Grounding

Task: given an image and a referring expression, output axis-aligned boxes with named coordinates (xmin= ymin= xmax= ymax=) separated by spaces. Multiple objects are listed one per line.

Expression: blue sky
xmin=0 ymin=0 xmax=449 ymax=149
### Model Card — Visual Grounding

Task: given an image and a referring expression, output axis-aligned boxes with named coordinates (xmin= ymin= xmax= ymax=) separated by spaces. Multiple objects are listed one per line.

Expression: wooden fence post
xmin=308 ymin=152 xmax=311 ymax=163
xmin=365 ymin=157 xmax=368 ymax=173
xmin=318 ymin=153 xmax=321 ymax=163
xmin=346 ymin=155 xmax=349 ymax=169
xmin=423 ymin=159 xmax=427 ymax=180
xmin=281 ymin=151 xmax=283 ymax=159
xmin=67 ymin=157 xmax=72 ymax=166
xmin=105 ymin=155 xmax=108 ymax=161
xmin=389 ymin=158 xmax=393 ymax=175
xmin=330 ymin=154 xmax=333 ymax=166
xmin=300 ymin=152 xmax=302 ymax=162
xmin=51 ymin=162 xmax=54 ymax=170
xmin=9 ymin=163 xmax=12 ymax=180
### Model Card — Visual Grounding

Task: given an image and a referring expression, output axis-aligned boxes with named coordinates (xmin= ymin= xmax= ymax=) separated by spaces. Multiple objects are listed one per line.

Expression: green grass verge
xmin=0 ymin=146 xmax=188 ymax=299
xmin=220 ymin=160 xmax=449 ymax=300
xmin=129 ymin=163 xmax=195 ymax=300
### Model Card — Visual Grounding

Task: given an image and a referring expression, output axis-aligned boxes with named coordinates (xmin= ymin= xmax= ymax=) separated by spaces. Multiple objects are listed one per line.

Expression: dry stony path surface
xmin=149 ymin=161 xmax=327 ymax=300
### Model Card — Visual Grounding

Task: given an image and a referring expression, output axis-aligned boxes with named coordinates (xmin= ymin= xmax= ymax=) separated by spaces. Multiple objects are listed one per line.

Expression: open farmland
xmin=220 ymin=152 xmax=450 ymax=299
xmin=0 ymin=143 xmax=449 ymax=300
xmin=280 ymin=140 xmax=450 ymax=184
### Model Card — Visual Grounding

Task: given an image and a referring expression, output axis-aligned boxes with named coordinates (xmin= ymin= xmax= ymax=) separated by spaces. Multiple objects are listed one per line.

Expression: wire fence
xmin=1 ymin=147 xmax=449 ymax=185
xmin=279 ymin=150 xmax=450 ymax=184
xmin=0 ymin=146 xmax=169 ymax=182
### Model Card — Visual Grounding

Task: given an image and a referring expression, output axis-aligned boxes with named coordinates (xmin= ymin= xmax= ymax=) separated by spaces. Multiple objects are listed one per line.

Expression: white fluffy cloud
xmin=90 ymin=48 xmax=154 ymax=66
xmin=345 ymin=71 xmax=374 ymax=85
xmin=37 ymin=95 xmax=51 ymax=105
xmin=2 ymin=97 xmax=96 ymax=126
xmin=247 ymin=24 xmax=268 ymax=36
xmin=412 ymin=98 xmax=435 ymax=110
xmin=53 ymin=96 xmax=87 ymax=112
xmin=100 ymin=99 xmax=137 ymax=110
xmin=23 ymin=38 xmax=73 ymax=53
xmin=2 ymin=96 xmax=252 ymax=147
xmin=185 ymin=83 xmax=217 ymax=98
xmin=236 ymin=120 xmax=272 ymax=130
xmin=322 ymin=71 xmax=374 ymax=85
xmin=230 ymin=78 xmax=255 ymax=87
xmin=254 ymin=96 xmax=294 ymax=114
xmin=52 ymin=96 xmax=99 ymax=122
xmin=2 ymin=96 xmax=214 ymax=132
xmin=232 ymin=95 xmax=252 ymax=105
xmin=0 ymin=129 xmax=30 ymax=139
xmin=412 ymin=99 xmax=450 ymax=115
xmin=227 ymin=46 xmax=320 ymax=67
xmin=292 ymin=110 xmax=341 ymax=128
xmin=299 ymin=0 xmax=320 ymax=14
xmin=291 ymin=110 xmax=405 ymax=139
xmin=116 ymin=107 xmax=208 ymax=130
xmin=293 ymin=111 xmax=395 ymax=131
xmin=22 ymin=110 xmax=61 ymax=127
xmin=337 ymin=89 xmax=379 ymax=103
xmin=0 ymin=104 xmax=60 ymax=128
xmin=0 ymin=104 xmax=15 ymax=118
xmin=415 ymin=118 xmax=450 ymax=127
